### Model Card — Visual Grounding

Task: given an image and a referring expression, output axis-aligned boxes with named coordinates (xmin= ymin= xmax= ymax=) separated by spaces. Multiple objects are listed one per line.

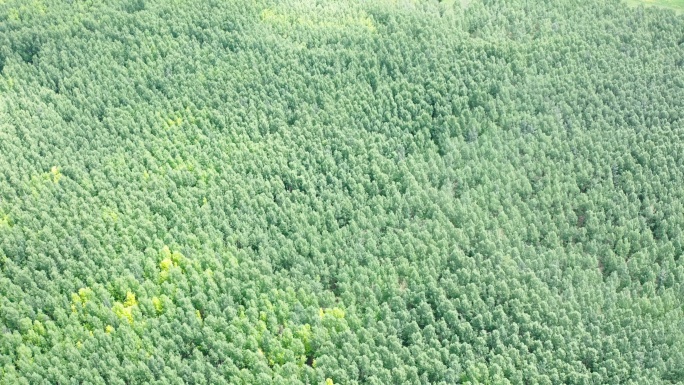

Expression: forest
xmin=0 ymin=0 xmax=683 ymax=384
xmin=625 ymin=0 xmax=684 ymax=13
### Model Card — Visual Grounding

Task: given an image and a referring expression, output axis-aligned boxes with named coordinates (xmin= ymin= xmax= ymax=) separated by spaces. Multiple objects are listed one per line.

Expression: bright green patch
xmin=319 ymin=307 xmax=345 ymax=319
xmin=152 ymin=297 xmax=164 ymax=314
xmin=3 ymin=0 xmax=47 ymax=22
xmin=260 ymin=3 xmax=376 ymax=32
xmin=123 ymin=291 xmax=138 ymax=308
xmin=50 ymin=166 xmax=62 ymax=183
xmin=0 ymin=213 xmax=11 ymax=228
xmin=113 ymin=291 xmax=138 ymax=324
xmin=102 ymin=207 xmax=119 ymax=222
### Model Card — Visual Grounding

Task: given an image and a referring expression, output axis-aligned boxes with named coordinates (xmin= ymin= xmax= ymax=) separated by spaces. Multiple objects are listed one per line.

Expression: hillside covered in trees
xmin=1 ymin=0 xmax=683 ymax=384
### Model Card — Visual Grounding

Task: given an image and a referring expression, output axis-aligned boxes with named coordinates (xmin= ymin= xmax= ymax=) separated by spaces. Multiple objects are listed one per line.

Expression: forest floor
xmin=626 ymin=0 xmax=684 ymax=12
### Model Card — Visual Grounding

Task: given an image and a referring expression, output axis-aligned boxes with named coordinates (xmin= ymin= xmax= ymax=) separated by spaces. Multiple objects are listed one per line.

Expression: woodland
xmin=0 ymin=0 xmax=683 ymax=384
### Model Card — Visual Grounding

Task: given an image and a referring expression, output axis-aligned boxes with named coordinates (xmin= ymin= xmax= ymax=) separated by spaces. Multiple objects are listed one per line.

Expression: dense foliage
xmin=1 ymin=0 xmax=683 ymax=383
xmin=626 ymin=0 xmax=684 ymax=13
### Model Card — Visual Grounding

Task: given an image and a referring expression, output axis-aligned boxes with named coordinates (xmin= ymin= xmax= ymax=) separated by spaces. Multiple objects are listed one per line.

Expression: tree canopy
xmin=1 ymin=0 xmax=683 ymax=384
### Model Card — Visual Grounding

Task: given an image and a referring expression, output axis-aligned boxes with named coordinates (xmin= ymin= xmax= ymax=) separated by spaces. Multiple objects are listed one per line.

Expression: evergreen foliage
xmin=1 ymin=0 xmax=683 ymax=383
